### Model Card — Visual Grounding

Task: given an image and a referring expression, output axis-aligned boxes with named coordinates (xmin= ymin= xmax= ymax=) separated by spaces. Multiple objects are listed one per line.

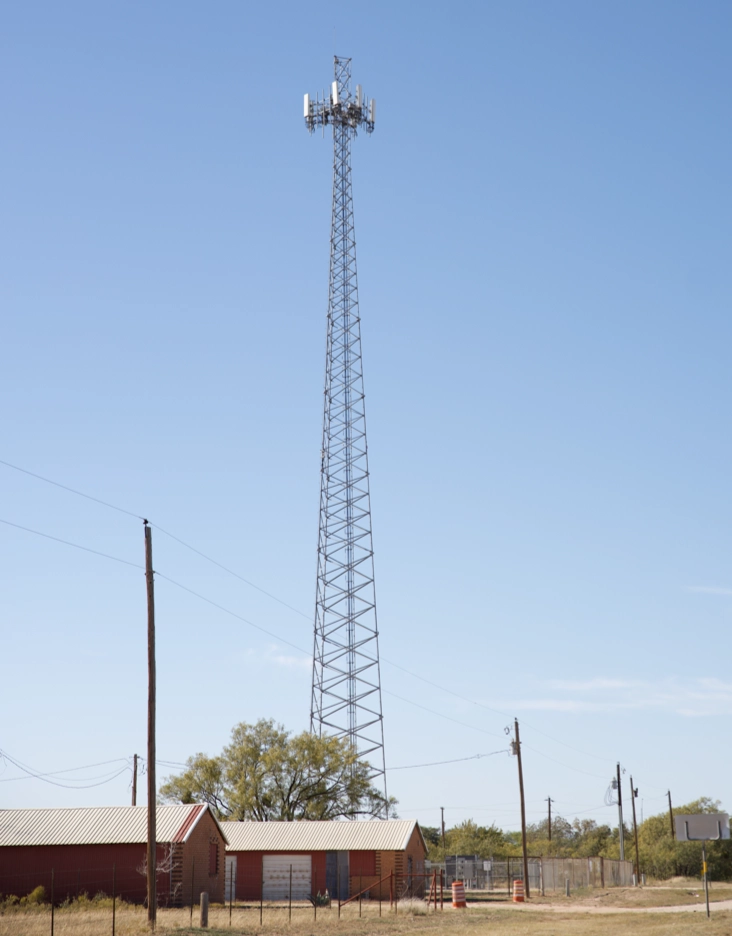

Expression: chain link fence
xmin=427 ymin=855 xmax=635 ymax=892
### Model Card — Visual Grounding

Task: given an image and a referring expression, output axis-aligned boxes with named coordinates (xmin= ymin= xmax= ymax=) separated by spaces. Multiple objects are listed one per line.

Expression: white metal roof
xmin=224 ymin=819 xmax=423 ymax=853
xmin=0 ymin=804 xmax=228 ymax=847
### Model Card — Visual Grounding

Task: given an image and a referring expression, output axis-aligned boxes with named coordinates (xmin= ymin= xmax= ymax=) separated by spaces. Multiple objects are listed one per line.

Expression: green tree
xmin=638 ymin=798 xmax=732 ymax=880
xmin=440 ymin=820 xmax=508 ymax=860
xmin=159 ymin=719 xmax=396 ymax=821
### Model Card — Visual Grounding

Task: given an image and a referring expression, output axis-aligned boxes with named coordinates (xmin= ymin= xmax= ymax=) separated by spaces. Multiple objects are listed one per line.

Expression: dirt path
xmin=488 ymin=898 xmax=732 ymax=914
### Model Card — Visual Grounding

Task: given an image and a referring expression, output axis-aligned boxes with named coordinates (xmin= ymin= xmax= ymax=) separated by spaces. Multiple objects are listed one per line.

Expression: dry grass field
xmin=2 ymin=886 xmax=732 ymax=936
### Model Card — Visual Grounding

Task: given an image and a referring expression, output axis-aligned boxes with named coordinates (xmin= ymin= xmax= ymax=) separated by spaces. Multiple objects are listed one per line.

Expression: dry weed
xmin=1 ymin=895 xmax=731 ymax=936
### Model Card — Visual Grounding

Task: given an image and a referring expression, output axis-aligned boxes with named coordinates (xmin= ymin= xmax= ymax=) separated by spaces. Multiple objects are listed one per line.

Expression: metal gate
xmin=262 ymin=855 xmax=312 ymax=900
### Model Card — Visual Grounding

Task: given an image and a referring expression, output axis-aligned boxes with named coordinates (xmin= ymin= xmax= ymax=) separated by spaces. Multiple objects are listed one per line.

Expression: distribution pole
xmin=667 ymin=791 xmax=675 ymax=839
xmin=616 ymin=763 xmax=625 ymax=861
xmin=514 ymin=719 xmax=530 ymax=898
xmin=131 ymin=754 xmax=138 ymax=807
xmin=144 ymin=521 xmax=157 ymax=929
xmin=630 ymin=776 xmax=640 ymax=883
xmin=546 ymin=797 xmax=553 ymax=842
xmin=441 ymin=807 xmax=446 ymax=852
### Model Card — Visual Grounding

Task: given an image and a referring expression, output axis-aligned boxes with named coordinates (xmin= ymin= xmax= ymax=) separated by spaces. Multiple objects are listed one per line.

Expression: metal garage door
xmin=262 ymin=855 xmax=312 ymax=900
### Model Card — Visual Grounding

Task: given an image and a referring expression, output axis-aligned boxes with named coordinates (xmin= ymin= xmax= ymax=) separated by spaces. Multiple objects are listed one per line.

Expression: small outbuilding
xmin=223 ymin=819 xmax=426 ymax=902
xmin=0 ymin=804 xmax=228 ymax=906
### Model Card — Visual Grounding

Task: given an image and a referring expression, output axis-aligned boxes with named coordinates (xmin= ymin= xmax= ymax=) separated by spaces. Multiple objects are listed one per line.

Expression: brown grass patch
xmin=1 ymin=894 xmax=732 ymax=936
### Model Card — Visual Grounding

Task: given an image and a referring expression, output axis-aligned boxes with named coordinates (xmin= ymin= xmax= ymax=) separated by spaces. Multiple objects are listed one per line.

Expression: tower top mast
xmin=304 ymin=56 xmax=375 ymax=135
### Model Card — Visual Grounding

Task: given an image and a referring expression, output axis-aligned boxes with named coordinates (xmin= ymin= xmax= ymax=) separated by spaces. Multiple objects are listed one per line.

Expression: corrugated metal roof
xmin=224 ymin=819 xmax=422 ymax=853
xmin=0 ymin=804 xmax=228 ymax=847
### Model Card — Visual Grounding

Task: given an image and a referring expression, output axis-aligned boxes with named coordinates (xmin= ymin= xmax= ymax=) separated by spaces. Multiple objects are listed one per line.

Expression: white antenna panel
xmin=304 ymin=93 xmax=310 ymax=118
xmin=356 ymin=85 xmax=363 ymax=107
xmin=331 ymin=81 xmax=339 ymax=105
xmin=369 ymin=99 xmax=376 ymax=123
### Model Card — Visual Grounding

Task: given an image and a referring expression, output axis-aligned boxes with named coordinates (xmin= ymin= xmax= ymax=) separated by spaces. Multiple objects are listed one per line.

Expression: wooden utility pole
xmin=546 ymin=797 xmax=553 ymax=842
xmin=667 ymin=791 xmax=675 ymax=839
xmin=630 ymin=776 xmax=640 ymax=883
xmin=616 ymin=763 xmax=625 ymax=861
xmin=131 ymin=754 xmax=138 ymax=807
xmin=514 ymin=719 xmax=530 ymax=898
xmin=440 ymin=807 xmax=445 ymax=853
xmin=144 ymin=521 xmax=157 ymax=929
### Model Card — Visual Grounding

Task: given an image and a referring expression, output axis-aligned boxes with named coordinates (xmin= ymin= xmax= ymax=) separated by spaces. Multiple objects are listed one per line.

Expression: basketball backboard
xmin=675 ymin=814 xmax=730 ymax=842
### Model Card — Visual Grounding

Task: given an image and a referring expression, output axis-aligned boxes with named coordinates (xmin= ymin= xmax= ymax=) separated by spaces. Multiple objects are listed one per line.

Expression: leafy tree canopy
xmin=159 ymin=719 xmax=396 ymax=821
xmin=424 ymin=797 xmax=732 ymax=880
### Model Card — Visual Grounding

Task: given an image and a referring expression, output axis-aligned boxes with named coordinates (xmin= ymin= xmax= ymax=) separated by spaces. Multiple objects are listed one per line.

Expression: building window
xmin=209 ymin=843 xmax=219 ymax=875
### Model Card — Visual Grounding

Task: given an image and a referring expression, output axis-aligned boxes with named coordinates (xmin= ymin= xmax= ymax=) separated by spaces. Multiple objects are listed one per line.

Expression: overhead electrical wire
xmin=0 ymin=750 xmax=131 ymax=789
xmin=0 ymin=757 xmax=130 ymax=782
xmin=0 ymin=512 xmax=511 ymax=747
xmin=0 ymin=458 xmax=648 ymax=783
xmin=0 ymin=518 xmax=142 ymax=569
xmin=0 ymin=511 xmax=621 ymax=774
xmin=388 ymin=749 xmax=509 ymax=771
xmin=0 ymin=458 xmax=144 ymax=521
xmin=153 ymin=524 xmax=308 ymax=621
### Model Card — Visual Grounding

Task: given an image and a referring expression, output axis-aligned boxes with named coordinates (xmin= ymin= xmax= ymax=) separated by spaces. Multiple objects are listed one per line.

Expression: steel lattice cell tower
xmin=305 ymin=57 xmax=387 ymax=806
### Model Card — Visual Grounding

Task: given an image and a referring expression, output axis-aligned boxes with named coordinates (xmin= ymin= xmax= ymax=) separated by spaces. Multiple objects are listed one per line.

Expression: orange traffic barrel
xmin=512 ymin=878 xmax=525 ymax=903
xmin=451 ymin=881 xmax=466 ymax=908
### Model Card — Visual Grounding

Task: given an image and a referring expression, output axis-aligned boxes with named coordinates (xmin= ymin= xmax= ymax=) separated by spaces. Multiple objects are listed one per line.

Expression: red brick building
xmin=223 ymin=819 xmax=426 ymax=902
xmin=0 ymin=804 xmax=228 ymax=906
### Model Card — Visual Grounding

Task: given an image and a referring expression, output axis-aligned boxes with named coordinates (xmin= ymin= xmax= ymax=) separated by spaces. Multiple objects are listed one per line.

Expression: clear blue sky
xmin=1 ymin=0 xmax=730 ymax=834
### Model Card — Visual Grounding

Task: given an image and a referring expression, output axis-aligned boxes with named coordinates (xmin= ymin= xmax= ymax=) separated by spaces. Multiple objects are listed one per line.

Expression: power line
xmin=0 ymin=511 xmax=510 ymax=745
xmin=0 ymin=460 xmax=625 ymax=772
xmin=0 ymin=518 xmax=142 ymax=569
xmin=0 ymin=750 xmax=131 ymax=789
xmin=153 ymin=525 xmax=308 ymax=620
xmin=0 ymin=460 xmax=645 ymax=782
xmin=388 ymin=749 xmax=509 ymax=771
xmin=155 ymin=573 xmax=309 ymax=656
xmin=0 ymin=757 xmax=130 ymax=782
xmin=0 ymin=459 xmax=144 ymax=520
xmin=521 ymin=742 xmax=609 ymax=781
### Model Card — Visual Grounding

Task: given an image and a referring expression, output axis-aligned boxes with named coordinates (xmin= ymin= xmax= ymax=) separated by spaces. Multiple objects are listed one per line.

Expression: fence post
xmin=359 ymin=867 xmax=362 ymax=917
xmin=440 ymin=869 xmax=444 ymax=910
xmin=200 ymin=891 xmax=209 ymax=928
xmin=289 ymin=864 xmax=292 ymax=923
xmin=51 ymin=868 xmax=55 ymax=936
xmin=600 ymin=856 xmax=605 ymax=889
xmin=539 ymin=858 xmax=544 ymax=897
xmin=112 ymin=864 xmax=116 ymax=936
xmin=259 ymin=856 xmax=264 ymax=926
xmin=190 ymin=858 xmax=195 ymax=928
xmin=337 ymin=861 xmax=341 ymax=919
xmin=229 ymin=862 xmax=233 ymax=927
xmin=389 ymin=869 xmax=393 ymax=909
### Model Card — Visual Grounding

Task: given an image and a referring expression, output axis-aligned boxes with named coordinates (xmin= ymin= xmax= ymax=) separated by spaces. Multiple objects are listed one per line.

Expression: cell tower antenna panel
xmin=305 ymin=56 xmax=386 ymax=811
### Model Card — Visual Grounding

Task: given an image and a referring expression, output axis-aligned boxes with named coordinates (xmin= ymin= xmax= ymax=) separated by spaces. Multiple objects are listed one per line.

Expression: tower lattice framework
xmin=305 ymin=57 xmax=386 ymax=806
